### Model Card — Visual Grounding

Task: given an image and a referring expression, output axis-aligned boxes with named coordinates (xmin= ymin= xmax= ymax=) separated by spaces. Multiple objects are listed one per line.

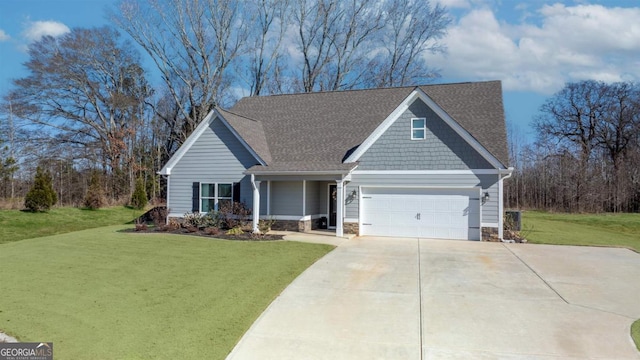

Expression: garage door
xmin=360 ymin=187 xmax=481 ymax=240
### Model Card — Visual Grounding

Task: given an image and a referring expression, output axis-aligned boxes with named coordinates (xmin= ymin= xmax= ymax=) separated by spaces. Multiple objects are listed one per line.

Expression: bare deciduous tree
xmin=241 ymin=0 xmax=290 ymax=95
xmin=291 ymin=0 xmax=449 ymax=92
xmin=7 ymin=26 xmax=152 ymax=199
xmin=112 ymin=0 xmax=248 ymax=141
xmin=368 ymin=0 xmax=450 ymax=87
xmin=507 ymin=80 xmax=640 ymax=213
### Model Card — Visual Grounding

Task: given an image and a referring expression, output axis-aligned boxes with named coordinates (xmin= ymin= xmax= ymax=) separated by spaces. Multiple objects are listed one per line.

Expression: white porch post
xmin=336 ymin=180 xmax=344 ymax=237
xmin=251 ymin=174 xmax=261 ymax=233
xmin=302 ymin=180 xmax=306 ymax=216
xmin=498 ymin=177 xmax=504 ymax=240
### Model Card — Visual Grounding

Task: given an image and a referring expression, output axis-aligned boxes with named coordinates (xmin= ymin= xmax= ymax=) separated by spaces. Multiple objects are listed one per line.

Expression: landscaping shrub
xmin=183 ymin=212 xmax=206 ymax=228
xmin=204 ymin=227 xmax=220 ymax=236
xmin=24 ymin=167 xmax=58 ymax=212
xmin=149 ymin=207 xmax=168 ymax=227
xmin=226 ymin=226 xmax=244 ymax=235
xmin=218 ymin=201 xmax=251 ymax=229
xmin=202 ymin=212 xmax=223 ymax=228
xmin=135 ymin=222 xmax=148 ymax=231
xmin=182 ymin=211 xmax=224 ymax=229
xmin=84 ymin=171 xmax=105 ymax=209
xmin=259 ymin=218 xmax=276 ymax=233
xmin=161 ymin=218 xmax=181 ymax=232
xmin=130 ymin=177 xmax=148 ymax=210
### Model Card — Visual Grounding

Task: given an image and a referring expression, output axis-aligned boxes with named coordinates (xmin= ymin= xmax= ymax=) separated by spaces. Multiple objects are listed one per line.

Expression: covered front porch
xmin=247 ymin=171 xmax=355 ymax=237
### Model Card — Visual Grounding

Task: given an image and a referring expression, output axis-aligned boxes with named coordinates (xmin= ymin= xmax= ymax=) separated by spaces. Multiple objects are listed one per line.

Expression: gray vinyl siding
xmin=344 ymin=184 xmax=359 ymax=218
xmin=260 ymin=181 xmax=268 ymax=215
xmin=270 ymin=181 xmax=303 ymax=215
xmin=305 ymin=181 xmax=321 ymax=215
xmin=168 ymin=117 xmax=259 ymax=215
xmin=318 ymin=182 xmax=329 ymax=215
xmin=358 ymin=99 xmax=493 ymax=170
xmin=346 ymin=173 xmax=499 ymax=224
xmin=477 ymin=174 xmax=499 ymax=224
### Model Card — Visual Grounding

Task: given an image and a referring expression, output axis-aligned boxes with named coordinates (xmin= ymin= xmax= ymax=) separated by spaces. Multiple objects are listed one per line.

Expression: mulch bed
xmin=122 ymin=226 xmax=284 ymax=241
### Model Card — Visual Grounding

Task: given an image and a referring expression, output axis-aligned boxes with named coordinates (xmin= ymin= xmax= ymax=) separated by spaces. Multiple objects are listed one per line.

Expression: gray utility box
xmin=505 ymin=210 xmax=522 ymax=231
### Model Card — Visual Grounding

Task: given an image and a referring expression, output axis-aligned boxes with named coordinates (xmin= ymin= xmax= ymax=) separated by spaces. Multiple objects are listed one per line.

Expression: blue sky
xmin=1 ymin=0 xmax=639 ymax=142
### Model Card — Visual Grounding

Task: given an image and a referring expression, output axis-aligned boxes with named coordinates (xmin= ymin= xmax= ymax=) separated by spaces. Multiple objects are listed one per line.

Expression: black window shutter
xmin=192 ymin=182 xmax=200 ymax=212
xmin=233 ymin=182 xmax=241 ymax=203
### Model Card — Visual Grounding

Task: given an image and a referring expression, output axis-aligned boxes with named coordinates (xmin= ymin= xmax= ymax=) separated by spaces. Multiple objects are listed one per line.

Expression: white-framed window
xmin=200 ymin=183 xmax=233 ymax=212
xmin=411 ymin=117 xmax=427 ymax=140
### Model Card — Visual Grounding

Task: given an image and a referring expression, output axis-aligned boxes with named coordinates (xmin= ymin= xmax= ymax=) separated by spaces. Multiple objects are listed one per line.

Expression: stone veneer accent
xmin=343 ymin=222 xmax=359 ymax=235
xmin=270 ymin=220 xmax=299 ymax=231
xmin=271 ymin=218 xmax=323 ymax=232
xmin=298 ymin=219 xmax=311 ymax=232
xmin=482 ymin=227 xmax=500 ymax=241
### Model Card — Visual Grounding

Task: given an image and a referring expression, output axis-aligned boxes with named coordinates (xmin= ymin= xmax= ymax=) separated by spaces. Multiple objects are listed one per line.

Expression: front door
xmin=328 ymin=184 xmax=337 ymax=228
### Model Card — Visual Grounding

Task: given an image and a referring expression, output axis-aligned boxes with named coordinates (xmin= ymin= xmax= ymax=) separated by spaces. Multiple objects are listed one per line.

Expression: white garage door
xmin=360 ymin=187 xmax=481 ymax=240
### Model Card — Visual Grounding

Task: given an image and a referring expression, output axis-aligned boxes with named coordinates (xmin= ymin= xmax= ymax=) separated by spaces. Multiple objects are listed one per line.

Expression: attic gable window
xmin=411 ymin=118 xmax=426 ymax=140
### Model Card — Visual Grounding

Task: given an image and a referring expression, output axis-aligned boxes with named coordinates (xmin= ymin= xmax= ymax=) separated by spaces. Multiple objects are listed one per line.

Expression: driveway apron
xmin=227 ymin=238 xmax=640 ymax=360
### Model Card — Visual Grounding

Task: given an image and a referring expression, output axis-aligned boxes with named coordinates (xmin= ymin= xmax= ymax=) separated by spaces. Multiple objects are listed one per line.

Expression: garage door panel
xmin=361 ymin=187 xmax=481 ymax=240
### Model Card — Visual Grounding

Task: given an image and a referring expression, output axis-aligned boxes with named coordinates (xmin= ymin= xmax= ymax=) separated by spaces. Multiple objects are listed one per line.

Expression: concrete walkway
xmin=226 ymin=237 xmax=640 ymax=359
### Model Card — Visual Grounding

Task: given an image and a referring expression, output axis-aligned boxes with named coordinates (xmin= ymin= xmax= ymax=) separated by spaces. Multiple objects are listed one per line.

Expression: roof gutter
xmin=244 ymin=169 xmax=355 ymax=176
xmin=500 ymin=167 xmax=514 ymax=179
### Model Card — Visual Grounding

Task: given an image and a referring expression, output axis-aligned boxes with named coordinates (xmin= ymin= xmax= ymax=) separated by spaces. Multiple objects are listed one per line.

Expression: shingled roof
xmin=217 ymin=108 xmax=272 ymax=164
xmin=228 ymin=80 xmax=508 ymax=172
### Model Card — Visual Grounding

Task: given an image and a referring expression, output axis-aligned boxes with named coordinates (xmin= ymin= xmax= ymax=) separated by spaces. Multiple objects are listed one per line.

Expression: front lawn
xmin=0 ymin=226 xmax=333 ymax=359
xmin=0 ymin=206 xmax=144 ymax=244
xmin=523 ymin=211 xmax=640 ymax=252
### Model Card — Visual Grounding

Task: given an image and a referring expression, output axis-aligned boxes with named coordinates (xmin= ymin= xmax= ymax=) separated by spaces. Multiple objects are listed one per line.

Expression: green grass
xmin=632 ymin=319 xmax=640 ymax=351
xmin=522 ymin=211 xmax=640 ymax=252
xmin=0 ymin=206 xmax=144 ymax=244
xmin=0 ymin=225 xmax=333 ymax=359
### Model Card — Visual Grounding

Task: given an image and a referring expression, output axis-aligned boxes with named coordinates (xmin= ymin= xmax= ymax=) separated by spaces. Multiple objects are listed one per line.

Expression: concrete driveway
xmin=226 ymin=237 xmax=640 ymax=359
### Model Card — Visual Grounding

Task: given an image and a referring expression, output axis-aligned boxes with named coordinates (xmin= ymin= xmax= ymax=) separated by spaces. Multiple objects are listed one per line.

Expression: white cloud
xmin=430 ymin=3 xmax=640 ymax=94
xmin=435 ymin=0 xmax=494 ymax=10
xmin=22 ymin=20 xmax=70 ymax=43
xmin=434 ymin=0 xmax=472 ymax=9
xmin=0 ymin=29 xmax=10 ymax=41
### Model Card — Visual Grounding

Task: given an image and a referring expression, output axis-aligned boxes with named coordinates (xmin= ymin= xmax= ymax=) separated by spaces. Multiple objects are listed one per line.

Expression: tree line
xmin=0 ymin=0 xmax=449 ymax=208
xmin=506 ymin=80 xmax=640 ymax=213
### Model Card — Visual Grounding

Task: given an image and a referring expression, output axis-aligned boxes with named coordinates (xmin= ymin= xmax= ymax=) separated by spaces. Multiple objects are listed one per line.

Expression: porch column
xmin=336 ymin=180 xmax=344 ymax=237
xmin=251 ymin=174 xmax=261 ymax=233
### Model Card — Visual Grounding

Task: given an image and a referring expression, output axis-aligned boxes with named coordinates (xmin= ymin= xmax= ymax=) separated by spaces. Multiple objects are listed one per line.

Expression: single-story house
xmin=159 ymin=80 xmax=513 ymax=240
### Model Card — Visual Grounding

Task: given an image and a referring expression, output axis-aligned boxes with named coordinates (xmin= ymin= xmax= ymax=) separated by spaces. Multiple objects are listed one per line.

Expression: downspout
xmin=499 ymin=167 xmax=514 ymax=241
xmin=160 ymin=173 xmax=170 ymax=225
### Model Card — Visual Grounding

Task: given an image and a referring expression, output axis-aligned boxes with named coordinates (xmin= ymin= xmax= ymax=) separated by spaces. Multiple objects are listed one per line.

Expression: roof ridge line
xmin=240 ymin=85 xmax=416 ymax=99
xmin=238 ymin=80 xmax=502 ymax=99
xmin=218 ymin=107 xmax=263 ymax=123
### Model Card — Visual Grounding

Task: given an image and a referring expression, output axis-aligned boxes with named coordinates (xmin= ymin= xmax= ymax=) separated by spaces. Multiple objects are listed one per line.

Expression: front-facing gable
xmin=344 ymin=85 xmax=507 ymax=169
xmin=356 ymin=98 xmax=494 ymax=170
xmin=173 ymin=116 xmax=259 ymax=172
xmin=159 ymin=109 xmax=267 ymax=176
